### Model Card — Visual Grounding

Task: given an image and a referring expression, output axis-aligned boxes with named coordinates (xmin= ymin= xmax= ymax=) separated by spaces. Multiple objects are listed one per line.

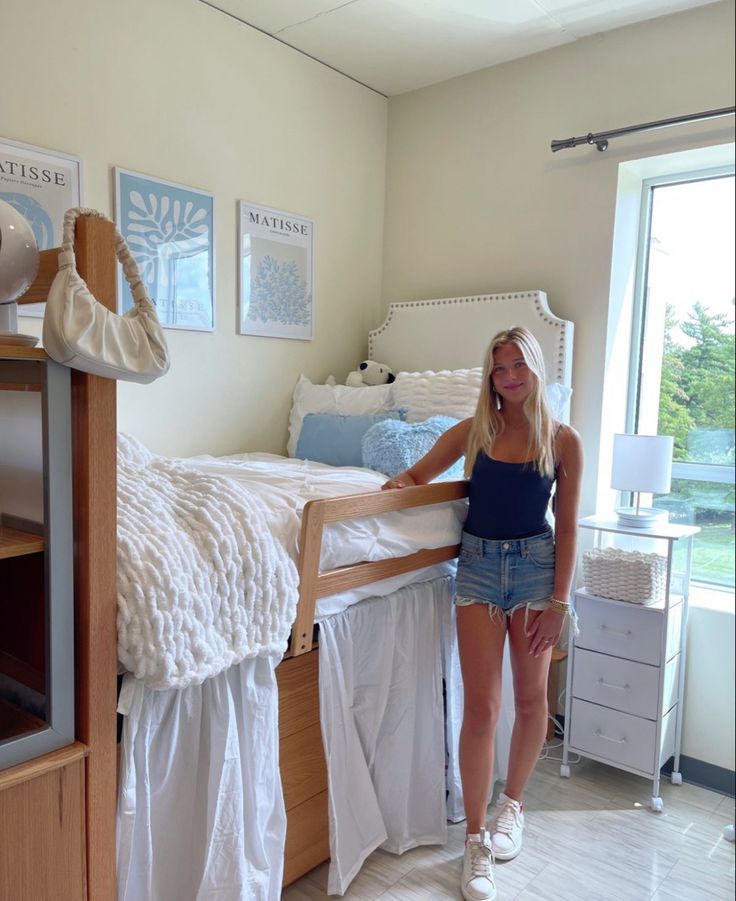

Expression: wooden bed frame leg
xmin=73 ymin=215 xmax=119 ymax=901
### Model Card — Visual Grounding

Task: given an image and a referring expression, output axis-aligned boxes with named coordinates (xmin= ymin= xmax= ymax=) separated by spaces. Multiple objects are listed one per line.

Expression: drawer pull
xmin=599 ymin=625 xmax=632 ymax=639
xmin=597 ymin=678 xmax=630 ymax=691
xmin=594 ymin=729 xmax=626 ymax=744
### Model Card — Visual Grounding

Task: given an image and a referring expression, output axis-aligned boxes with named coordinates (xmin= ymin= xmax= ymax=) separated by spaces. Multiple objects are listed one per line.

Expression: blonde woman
xmin=383 ymin=327 xmax=582 ymax=901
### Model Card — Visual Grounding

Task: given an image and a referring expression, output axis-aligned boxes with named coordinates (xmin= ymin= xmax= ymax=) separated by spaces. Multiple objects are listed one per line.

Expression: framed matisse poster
xmin=115 ymin=168 xmax=215 ymax=331
xmin=238 ymin=201 xmax=313 ymax=340
xmin=0 ymin=136 xmax=83 ymax=318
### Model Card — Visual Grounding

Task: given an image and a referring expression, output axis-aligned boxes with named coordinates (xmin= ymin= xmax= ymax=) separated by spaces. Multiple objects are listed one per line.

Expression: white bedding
xmin=117 ymin=438 xmax=466 ymax=689
xmin=117 ymin=437 xmax=300 ymax=690
xmin=181 ymin=449 xmax=467 ymax=617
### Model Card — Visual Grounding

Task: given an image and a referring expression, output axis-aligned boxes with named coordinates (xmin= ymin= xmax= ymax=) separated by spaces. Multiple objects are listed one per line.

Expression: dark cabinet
xmin=0 ymin=352 xmax=75 ymax=769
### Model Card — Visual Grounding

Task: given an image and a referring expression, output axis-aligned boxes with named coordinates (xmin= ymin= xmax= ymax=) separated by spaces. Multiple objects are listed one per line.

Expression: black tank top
xmin=464 ymin=451 xmax=555 ymax=540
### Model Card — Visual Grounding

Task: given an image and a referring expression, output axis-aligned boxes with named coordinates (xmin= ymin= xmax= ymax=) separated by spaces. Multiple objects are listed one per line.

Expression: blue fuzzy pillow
xmin=361 ymin=415 xmax=464 ymax=479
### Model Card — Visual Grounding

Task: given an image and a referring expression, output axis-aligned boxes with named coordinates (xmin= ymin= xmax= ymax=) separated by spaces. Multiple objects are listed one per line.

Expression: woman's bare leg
xmin=456 ymin=604 xmax=507 ymax=833
xmin=503 ymin=608 xmax=553 ymax=801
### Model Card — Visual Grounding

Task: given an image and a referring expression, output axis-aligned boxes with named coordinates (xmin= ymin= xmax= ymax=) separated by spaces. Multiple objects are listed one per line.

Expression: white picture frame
xmin=115 ymin=167 xmax=215 ymax=332
xmin=1 ymin=136 xmax=83 ymax=318
xmin=238 ymin=200 xmax=314 ymax=340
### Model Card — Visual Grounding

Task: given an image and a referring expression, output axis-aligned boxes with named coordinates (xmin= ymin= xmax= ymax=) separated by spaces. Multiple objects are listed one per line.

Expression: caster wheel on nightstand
xmin=650 ymin=797 xmax=664 ymax=812
xmin=724 ymin=824 xmax=735 ymax=842
xmin=670 ymin=772 xmax=683 ymax=785
xmin=560 ymin=764 xmax=571 ymax=778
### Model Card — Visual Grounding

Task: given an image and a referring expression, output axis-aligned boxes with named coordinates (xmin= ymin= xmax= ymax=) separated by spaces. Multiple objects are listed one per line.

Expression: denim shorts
xmin=455 ymin=527 xmax=556 ymax=620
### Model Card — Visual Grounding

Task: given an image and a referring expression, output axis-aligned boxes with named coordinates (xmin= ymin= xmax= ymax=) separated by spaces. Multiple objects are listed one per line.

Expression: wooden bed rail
xmin=289 ymin=480 xmax=469 ymax=656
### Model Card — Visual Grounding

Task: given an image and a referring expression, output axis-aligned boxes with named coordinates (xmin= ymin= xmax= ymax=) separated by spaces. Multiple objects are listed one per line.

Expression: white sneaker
xmin=461 ymin=828 xmax=496 ymax=901
xmin=490 ymin=792 xmax=524 ymax=860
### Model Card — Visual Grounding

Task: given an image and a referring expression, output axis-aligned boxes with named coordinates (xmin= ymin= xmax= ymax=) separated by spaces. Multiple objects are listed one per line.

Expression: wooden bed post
xmin=72 ymin=215 xmax=118 ymax=901
xmin=292 ymin=502 xmax=325 ymax=655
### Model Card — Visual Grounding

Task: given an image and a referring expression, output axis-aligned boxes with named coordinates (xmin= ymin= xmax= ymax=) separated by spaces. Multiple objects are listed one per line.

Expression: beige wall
xmin=3 ymin=0 xmax=387 ymax=456
xmin=382 ymin=2 xmax=735 ymax=770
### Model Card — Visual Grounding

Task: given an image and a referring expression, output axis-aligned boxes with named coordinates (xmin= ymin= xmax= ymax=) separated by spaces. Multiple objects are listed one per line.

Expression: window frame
xmin=625 ymin=164 xmax=735 ymax=590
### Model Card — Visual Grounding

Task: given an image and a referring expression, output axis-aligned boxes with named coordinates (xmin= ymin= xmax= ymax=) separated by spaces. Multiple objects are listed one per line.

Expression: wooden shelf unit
xmin=0 ymin=345 xmax=47 ymax=361
xmin=0 ymin=216 xmax=118 ymax=901
xmin=0 ymin=526 xmax=45 ymax=560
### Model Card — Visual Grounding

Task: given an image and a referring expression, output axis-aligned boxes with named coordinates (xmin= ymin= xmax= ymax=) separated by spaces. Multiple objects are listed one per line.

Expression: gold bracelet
xmin=549 ymin=596 xmax=570 ymax=613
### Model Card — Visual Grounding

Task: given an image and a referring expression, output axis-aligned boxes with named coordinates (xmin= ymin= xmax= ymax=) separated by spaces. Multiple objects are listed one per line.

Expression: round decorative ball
xmin=0 ymin=199 xmax=40 ymax=305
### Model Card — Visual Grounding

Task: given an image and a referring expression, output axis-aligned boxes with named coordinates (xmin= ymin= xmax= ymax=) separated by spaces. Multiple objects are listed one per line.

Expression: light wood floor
xmin=282 ymin=751 xmax=735 ymax=900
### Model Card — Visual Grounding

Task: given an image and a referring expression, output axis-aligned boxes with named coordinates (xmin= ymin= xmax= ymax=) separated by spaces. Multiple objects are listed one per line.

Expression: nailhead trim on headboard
xmin=368 ymin=291 xmax=569 ymax=381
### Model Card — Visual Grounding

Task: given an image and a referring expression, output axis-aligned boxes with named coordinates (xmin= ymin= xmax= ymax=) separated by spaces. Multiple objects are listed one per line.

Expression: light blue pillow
xmin=361 ymin=415 xmax=464 ymax=479
xmin=295 ymin=411 xmax=404 ymax=467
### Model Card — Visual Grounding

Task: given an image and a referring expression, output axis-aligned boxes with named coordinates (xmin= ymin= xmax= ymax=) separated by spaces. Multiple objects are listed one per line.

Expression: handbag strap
xmin=59 ymin=207 xmax=154 ymax=310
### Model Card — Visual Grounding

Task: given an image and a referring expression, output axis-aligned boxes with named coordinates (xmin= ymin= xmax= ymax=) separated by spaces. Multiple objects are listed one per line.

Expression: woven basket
xmin=582 ymin=547 xmax=667 ymax=605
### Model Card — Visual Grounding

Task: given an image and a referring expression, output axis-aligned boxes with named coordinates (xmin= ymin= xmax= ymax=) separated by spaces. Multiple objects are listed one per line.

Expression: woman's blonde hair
xmin=464 ymin=326 xmax=556 ymax=479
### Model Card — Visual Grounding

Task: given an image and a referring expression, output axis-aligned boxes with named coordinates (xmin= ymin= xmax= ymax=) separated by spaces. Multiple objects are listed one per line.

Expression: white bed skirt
xmin=318 ymin=576 xmax=512 ymax=895
xmin=116 ymin=656 xmax=285 ymax=901
xmin=115 ymin=577 xmax=514 ymax=900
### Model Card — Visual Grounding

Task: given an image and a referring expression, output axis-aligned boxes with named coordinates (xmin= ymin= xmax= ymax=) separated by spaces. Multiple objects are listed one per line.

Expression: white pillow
xmin=392 ymin=369 xmax=483 ymax=423
xmin=287 ymin=374 xmax=395 ymax=456
xmin=392 ymin=368 xmax=572 ymax=423
xmin=546 ymin=382 xmax=573 ymax=422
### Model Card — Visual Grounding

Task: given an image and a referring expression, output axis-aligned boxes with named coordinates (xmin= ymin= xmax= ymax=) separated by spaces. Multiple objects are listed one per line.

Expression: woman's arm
xmin=526 ymin=424 xmax=584 ymax=656
xmin=382 ymin=418 xmax=472 ymax=489
xmin=551 ymin=425 xmax=584 ymax=602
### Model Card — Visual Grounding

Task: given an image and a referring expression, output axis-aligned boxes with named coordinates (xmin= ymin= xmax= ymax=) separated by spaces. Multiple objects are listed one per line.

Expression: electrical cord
xmin=539 ymin=687 xmax=581 ymax=764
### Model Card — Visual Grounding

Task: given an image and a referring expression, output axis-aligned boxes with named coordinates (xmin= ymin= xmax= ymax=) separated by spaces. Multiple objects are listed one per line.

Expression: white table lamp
xmin=611 ymin=433 xmax=674 ymax=528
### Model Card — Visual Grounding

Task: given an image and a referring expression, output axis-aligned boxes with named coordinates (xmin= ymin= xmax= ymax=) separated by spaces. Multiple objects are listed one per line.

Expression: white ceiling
xmin=202 ymin=0 xmax=719 ymax=96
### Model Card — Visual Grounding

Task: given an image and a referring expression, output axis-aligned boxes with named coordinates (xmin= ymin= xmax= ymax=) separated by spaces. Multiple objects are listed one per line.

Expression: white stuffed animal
xmin=345 ymin=360 xmax=395 ymax=387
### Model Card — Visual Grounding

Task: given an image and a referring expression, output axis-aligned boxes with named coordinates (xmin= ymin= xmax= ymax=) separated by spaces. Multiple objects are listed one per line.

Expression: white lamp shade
xmin=0 ymin=199 xmax=39 ymax=306
xmin=611 ymin=434 xmax=674 ymax=495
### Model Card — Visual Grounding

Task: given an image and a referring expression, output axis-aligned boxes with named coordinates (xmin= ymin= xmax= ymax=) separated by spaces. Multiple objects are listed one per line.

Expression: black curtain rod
xmin=551 ymin=106 xmax=735 ymax=152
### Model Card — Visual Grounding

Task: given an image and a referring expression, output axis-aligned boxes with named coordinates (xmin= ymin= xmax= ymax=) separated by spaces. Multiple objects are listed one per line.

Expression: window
xmin=629 ymin=170 xmax=735 ymax=589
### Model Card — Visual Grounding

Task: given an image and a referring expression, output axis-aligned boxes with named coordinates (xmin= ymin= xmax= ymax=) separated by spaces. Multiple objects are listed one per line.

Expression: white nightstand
xmin=561 ymin=515 xmax=700 ymax=811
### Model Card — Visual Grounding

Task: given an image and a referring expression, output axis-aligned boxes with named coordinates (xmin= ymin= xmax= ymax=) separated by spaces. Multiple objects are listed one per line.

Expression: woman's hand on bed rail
xmin=381 ymin=420 xmax=470 ymax=490
xmin=381 ymin=470 xmax=417 ymax=490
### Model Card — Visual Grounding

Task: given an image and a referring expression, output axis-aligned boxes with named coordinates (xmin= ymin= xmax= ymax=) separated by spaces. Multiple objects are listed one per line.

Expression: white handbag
xmin=43 ymin=208 xmax=170 ymax=383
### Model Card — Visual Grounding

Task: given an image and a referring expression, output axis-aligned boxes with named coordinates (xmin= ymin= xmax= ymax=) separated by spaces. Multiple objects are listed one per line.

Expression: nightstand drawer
xmin=572 ymin=649 xmax=657 ymax=718
xmin=572 ymin=648 xmax=680 ymax=719
xmin=575 ymin=592 xmax=682 ymax=666
xmin=569 ymin=698 xmax=675 ymax=774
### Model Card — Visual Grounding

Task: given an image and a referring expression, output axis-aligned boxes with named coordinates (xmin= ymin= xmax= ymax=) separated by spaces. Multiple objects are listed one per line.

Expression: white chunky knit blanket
xmin=117 ymin=435 xmax=299 ymax=690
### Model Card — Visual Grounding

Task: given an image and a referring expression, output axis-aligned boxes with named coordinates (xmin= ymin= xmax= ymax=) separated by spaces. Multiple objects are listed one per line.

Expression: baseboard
xmin=552 ymin=716 xmax=735 ymax=798
xmin=661 ymin=755 xmax=736 ymax=799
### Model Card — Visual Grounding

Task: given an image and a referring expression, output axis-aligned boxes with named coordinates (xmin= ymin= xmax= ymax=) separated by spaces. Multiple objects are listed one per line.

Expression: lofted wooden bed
xmin=0 ymin=213 xmax=574 ymax=896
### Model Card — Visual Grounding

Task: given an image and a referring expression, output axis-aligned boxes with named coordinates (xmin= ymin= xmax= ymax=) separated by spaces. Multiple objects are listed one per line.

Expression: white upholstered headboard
xmin=369 ymin=291 xmax=573 ymax=388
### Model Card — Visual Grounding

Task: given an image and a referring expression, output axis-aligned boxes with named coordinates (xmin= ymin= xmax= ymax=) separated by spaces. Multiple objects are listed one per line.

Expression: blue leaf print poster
xmin=239 ymin=201 xmax=313 ymax=340
xmin=116 ymin=169 xmax=215 ymax=331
